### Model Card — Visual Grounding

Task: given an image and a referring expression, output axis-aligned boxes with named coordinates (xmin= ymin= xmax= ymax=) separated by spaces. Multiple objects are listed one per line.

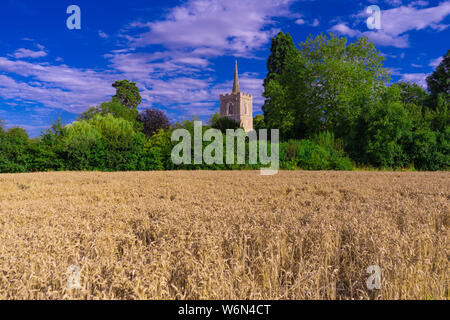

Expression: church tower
xmin=219 ymin=61 xmax=253 ymax=132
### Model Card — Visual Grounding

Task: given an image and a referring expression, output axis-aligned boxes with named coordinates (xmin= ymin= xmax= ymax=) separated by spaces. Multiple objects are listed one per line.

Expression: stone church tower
xmin=219 ymin=61 xmax=253 ymax=132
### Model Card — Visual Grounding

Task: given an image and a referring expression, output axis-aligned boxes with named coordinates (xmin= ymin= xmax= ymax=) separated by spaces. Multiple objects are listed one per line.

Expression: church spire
xmin=232 ymin=60 xmax=240 ymax=94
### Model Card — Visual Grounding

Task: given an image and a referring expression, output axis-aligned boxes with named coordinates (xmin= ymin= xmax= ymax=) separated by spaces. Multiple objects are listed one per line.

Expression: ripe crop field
xmin=0 ymin=171 xmax=448 ymax=300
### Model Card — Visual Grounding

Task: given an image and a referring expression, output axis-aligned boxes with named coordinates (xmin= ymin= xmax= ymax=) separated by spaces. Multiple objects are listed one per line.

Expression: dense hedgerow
xmin=1 ymin=118 xmax=353 ymax=172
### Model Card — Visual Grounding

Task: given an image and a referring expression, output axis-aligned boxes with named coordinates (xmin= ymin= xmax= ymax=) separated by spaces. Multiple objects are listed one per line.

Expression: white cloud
xmin=104 ymin=0 xmax=298 ymax=114
xmin=123 ymin=0 xmax=295 ymax=57
xmin=331 ymin=2 xmax=450 ymax=48
xmin=311 ymin=18 xmax=320 ymax=27
xmin=409 ymin=1 xmax=429 ymax=7
xmin=398 ymin=72 xmax=429 ymax=88
xmin=363 ymin=32 xmax=410 ymax=48
xmin=390 ymin=68 xmax=429 ymax=87
xmin=379 ymin=2 xmax=450 ymax=35
xmin=295 ymin=18 xmax=319 ymax=27
xmin=98 ymin=30 xmax=109 ymax=39
xmin=0 ymin=57 xmax=116 ymax=113
xmin=384 ymin=0 xmax=402 ymax=6
xmin=1 ymin=0 xmax=299 ymax=120
xmin=429 ymin=56 xmax=444 ymax=67
xmin=329 ymin=23 xmax=359 ymax=37
xmin=13 ymin=48 xmax=47 ymax=59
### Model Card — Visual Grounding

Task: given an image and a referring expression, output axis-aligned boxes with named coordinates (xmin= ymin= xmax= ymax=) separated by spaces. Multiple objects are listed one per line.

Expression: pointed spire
xmin=232 ymin=60 xmax=240 ymax=94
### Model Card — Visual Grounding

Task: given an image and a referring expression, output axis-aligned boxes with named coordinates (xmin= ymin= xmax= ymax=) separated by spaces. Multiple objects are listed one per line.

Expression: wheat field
xmin=0 ymin=171 xmax=448 ymax=300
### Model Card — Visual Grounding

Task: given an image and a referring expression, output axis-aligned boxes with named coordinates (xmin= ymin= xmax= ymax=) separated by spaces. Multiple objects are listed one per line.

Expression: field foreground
xmin=0 ymin=171 xmax=448 ymax=300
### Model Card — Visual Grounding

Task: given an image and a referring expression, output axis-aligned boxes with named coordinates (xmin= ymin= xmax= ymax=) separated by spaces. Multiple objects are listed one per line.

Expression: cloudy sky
xmin=0 ymin=0 xmax=449 ymax=137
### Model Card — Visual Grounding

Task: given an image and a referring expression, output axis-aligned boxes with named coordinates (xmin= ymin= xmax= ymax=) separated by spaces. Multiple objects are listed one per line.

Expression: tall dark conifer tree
xmin=426 ymin=50 xmax=450 ymax=109
xmin=262 ymin=31 xmax=297 ymax=119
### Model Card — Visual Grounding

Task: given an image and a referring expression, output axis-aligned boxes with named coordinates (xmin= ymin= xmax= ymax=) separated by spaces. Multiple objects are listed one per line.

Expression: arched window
xmin=228 ymin=103 xmax=233 ymax=115
xmin=245 ymin=103 xmax=248 ymax=115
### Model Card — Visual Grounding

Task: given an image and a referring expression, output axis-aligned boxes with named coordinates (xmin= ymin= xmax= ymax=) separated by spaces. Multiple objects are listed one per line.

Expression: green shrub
xmin=280 ymin=134 xmax=353 ymax=171
xmin=63 ymin=114 xmax=146 ymax=171
xmin=211 ymin=115 xmax=241 ymax=132
xmin=349 ymin=101 xmax=412 ymax=168
xmin=407 ymin=127 xmax=449 ymax=171
xmin=0 ymin=126 xmax=32 ymax=173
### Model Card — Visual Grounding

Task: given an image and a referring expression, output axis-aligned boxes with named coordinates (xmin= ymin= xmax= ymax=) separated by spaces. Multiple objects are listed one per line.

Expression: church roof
xmin=232 ymin=60 xmax=240 ymax=94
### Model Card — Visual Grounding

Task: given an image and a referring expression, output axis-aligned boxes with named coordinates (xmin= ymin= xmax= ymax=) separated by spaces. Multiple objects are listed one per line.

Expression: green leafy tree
xmin=26 ymin=118 xmax=67 ymax=172
xmin=210 ymin=114 xmax=241 ymax=132
xmin=407 ymin=94 xmax=450 ymax=170
xmin=112 ymin=80 xmax=142 ymax=109
xmin=349 ymin=86 xmax=413 ymax=168
xmin=87 ymin=114 xmax=146 ymax=170
xmin=64 ymin=120 xmax=104 ymax=170
xmin=144 ymin=128 xmax=174 ymax=170
xmin=253 ymin=114 xmax=266 ymax=130
xmin=426 ymin=93 xmax=450 ymax=132
xmin=407 ymin=128 xmax=449 ymax=170
xmin=280 ymin=133 xmax=353 ymax=170
xmin=263 ymin=33 xmax=390 ymax=141
xmin=79 ymin=99 xmax=142 ymax=131
xmin=0 ymin=126 xmax=32 ymax=173
xmin=395 ymin=81 xmax=429 ymax=108
xmin=426 ymin=50 xmax=449 ymax=109
xmin=208 ymin=112 xmax=220 ymax=127
xmin=64 ymin=114 xmax=146 ymax=171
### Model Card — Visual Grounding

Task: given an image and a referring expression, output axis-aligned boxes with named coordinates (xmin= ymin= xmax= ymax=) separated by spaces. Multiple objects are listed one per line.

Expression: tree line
xmin=0 ymin=33 xmax=448 ymax=172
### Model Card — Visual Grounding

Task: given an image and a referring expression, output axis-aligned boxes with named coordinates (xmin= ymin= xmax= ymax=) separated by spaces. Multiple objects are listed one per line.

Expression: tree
xmin=395 ymin=81 xmax=428 ymax=108
xmin=253 ymin=114 xmax=266 ymax=130
xmin=263 ymin=31 xmax=297 ymax=87
xmin=139 ymin=108 xmax=171 ymax=138
xmin=426 ymin=50 xmax=449 ymax=108
xmin=79 ymin=99 xmax=142 ymax=131
xmin=400 ymin=81 xmax=449 ymax=170
xmin=29 ymin=118 xmax=67 ymax=171
xmin=426 ymin=93 xmax=450 ymax=132
xmin=0 ymin=126 xmax=32 ymax=173
xmin=64 ymin=114 xmax=147 ymax=171
xmin=211 ymin=114 xmax=240 ymax=132
xmin=349 ymin=86 xmax=412 ymax=168
xmin=79 ymin=80 xmax=143 ymax=130
xmin=208 ymin=112 xmax=220 ymax=127
xmin=262 ymin=31 xmax=297 ymax=119
xmin=112 ymin=79 xmax=142 ymax=109
xmin=64 ymin=119 xmax=103 ymax=170
xmin=263 ymin=33 xmax=390 ymax=141
xmin=393 ymin=82 xmax=429 ymax=131
xmin=407 ymin=127 xmax=448 ymax=170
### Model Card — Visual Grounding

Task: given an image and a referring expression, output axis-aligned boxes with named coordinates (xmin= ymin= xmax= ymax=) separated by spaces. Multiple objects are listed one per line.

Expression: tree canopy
xmin=263 ymin=33 xmax=389 ymax=140
xmin=139 ymin=108 xmax=171 ymax=138
xmin=112 ymin=79 xmax=142 ymax=109
xmin=426 ymin=50 xmax=450 ymax=108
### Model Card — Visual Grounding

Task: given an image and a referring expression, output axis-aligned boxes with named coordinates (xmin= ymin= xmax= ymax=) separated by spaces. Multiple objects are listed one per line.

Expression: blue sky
xmin=0 ymin=0 xmax=449 ymax=137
